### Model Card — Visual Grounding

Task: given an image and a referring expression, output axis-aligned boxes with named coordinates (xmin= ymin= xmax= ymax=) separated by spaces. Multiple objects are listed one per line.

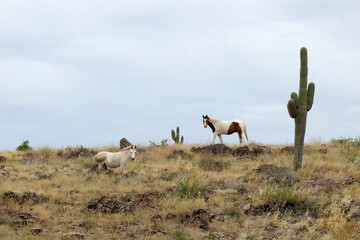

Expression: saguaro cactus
xmin=171 ymin=126 xmax=184 ymax=144
xmin=287 ymin=47 xmax=315 ymax=170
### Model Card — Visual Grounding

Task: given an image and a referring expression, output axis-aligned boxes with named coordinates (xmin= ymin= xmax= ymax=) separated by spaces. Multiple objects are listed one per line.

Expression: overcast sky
xmin=1 ymin=1 xmax=359 ymax=150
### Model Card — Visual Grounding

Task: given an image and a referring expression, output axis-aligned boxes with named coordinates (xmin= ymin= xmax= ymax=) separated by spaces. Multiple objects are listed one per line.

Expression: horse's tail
xmin=95 ymin=152 xmax=107 ymax=162
xmin=243 ymin=122 xmax=249 ymax=141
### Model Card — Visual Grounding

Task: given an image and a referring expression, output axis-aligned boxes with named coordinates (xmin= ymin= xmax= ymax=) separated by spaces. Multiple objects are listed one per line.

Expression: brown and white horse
xmin=202 ymin=115 xmax=248 ymax=145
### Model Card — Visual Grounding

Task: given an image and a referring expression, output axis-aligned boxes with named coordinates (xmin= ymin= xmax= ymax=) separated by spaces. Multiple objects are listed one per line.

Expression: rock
xmin=122 ymin=170 xmax=137 ymax=178
xmin=243 ymin=203 xmax=252 ymax=211
xmin=319 ymin=148 xmax=327 ymax=154
xmin=237 ymin=188 xmax=248 ymax=196
xmin=191 ymin=144 xmax=233 ymax=156
xmin=191 ymin=208 xmax=214 ymax=229
xmin=120 ymin=138 xmax=132 ymax=149
xmin=232 ymin=146 xmax=254 ymax=158
xmin=331 ymin=175 xmax=354 ymax=186
xmin=305 ymin=175 xmax=354 ymax=188
xmin=2 ymin=191 xmax=48 ymax=204
xmin=30 ymin=227 xmax=44 ymax=234
xmin=62 ymin=232 xmax=85 ymax=239
xmin=153 ymin=208 xmax=215 ymax=229
xmin=350 ymin=209 xmax=360 ymax=220
xmin=253 ymin=164 xmax=293 ymax=184
xmin=3 ymin=209 xmax=39 ymax=226
xmin=33 ymin=171 xmax=54 ymax=179
xmin=0 ymin=156 xmax=6 ymax=162
xmin=252 ymin=145 xmax=272 ymax=155
xmin=342 ymin=200 xmax=360 ymax=220
xmin=280 ymin=146 xmax=294 ymax=154
xmin=86 ymin=191 xmax=162 ymax=214
xmin=198 ymin=159 xmax=230 ymax=172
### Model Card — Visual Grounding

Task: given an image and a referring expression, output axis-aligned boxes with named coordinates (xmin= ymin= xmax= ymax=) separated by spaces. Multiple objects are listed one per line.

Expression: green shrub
xmin=81 ymin=158 xmax=95 ymax=168
xmin=16 ymin=140 xmax=32 ymax=151
xmin=175 ymin=175 xmax=205 ymax=199
xmin=330 ymin=136 xmax=360 ymax=144
xmin=121 ymin=193 xmax=132 ymax=202
xmin=224 ymin=208 xmax=241 ymax=218
xmin=260 ymin=184 xmax=307 ymax=208
xmin=172 ymin=227 xmax=192 ymax=240
xmin=340 ymin=141 xmax=360 ymax=164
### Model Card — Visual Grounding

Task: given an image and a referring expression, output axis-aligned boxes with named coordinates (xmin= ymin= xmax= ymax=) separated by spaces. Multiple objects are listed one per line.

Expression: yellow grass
xmin=0 ymin=142 xmax=359 ymax=239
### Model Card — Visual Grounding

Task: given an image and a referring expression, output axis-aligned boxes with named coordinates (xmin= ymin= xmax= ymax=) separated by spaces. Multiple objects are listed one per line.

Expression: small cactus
xmin=287 ymin=47 xmax=315 ymax=170
xmin=171 ymin=126 xmax=184 ymax=144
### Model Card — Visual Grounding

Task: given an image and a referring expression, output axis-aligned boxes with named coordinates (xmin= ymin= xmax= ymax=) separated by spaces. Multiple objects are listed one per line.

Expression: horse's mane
xmin=121 ymin=145 xmax=133 ymax=151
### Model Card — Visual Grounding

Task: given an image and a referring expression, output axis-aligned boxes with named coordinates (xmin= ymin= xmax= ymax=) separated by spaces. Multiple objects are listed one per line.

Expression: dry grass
xmin=0 ymin=142 xmax=359 ymax=239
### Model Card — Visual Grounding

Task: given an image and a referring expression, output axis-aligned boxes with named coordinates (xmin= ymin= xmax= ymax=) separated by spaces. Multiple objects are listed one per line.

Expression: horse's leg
xmin=98 ymin=162 xmax=104 ymax=170
xmin=238 ymin=132 xmax=243 ymax=144
xmin=218 ymin=134 xmax=223 ymax=144
xmin=119 ymin=162 xmax=125 ymax=174
xmin=212 ymin=133 xmax=217 ymax=144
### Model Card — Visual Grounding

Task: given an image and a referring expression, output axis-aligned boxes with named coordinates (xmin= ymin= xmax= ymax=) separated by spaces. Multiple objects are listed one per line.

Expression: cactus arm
xmin=307 ymin=82 xmax=315 ymax=111
xmin=290 ymin=92 xmax=299 ymax=107
xmin=180 ymin=136 xmax=184 ymax=144
xmin=176 ymin=127 xmax=180 ymax=143
xmin=287 ymin=99 xmax=297 ymax=118
xmin=171 ymin=129 xmax=177 ymax=143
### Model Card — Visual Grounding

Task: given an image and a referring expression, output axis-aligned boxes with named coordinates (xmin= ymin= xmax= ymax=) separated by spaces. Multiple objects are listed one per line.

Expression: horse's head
xmin=129 ymin=145 xmax=136 ymax=160
xmin=202 ymin=115 xmax=209 ymax=128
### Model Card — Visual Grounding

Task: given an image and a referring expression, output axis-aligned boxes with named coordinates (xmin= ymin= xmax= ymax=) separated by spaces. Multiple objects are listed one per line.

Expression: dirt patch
xmin=253 ymin=164 xmax=294 ymax=184
xmin=232 ymin=146 xmax=255 ymax=158
xmin=198 ymin=159 xmax=230 ymax=172
xmin=191 ymin=144 xmax=233 ymax=156
xmin=167 ymin=149 xmax=193 ymax=159
xmin=252 ymin=145 xmax=273 ymax=155
xmin=153 ymin=208 xmax=215 ymax=229
xmin=304 ymin=175 xmax=355 ymax=188
xmin=0 ymin=165 xmax=16 ymax=179
xmin=14 ymin=151 xmax=49 ymax=163
xmin=0 ymin=209 xmax=39 ymax=227
xmin=86 ymin=191 xmax=163 ymax=214
xmin=243 ymin=202 xmax=318 ymax=217
xmin=0 ymin=156 xmax=6 ymax=163
xmin=280 ymin=146 xmax=294 ymax=154
xmin=2 ymin=191 xmax=49 ymax=205
xmin=342 ymin=200 xmax=360 ymax=220
xmin=30 ymin=166 xmax=57 ymax=180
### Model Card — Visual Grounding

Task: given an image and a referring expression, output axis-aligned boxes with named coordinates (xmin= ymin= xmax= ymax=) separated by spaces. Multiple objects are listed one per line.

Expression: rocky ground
xmin=0 ymin=143 xmax=359 ymax=239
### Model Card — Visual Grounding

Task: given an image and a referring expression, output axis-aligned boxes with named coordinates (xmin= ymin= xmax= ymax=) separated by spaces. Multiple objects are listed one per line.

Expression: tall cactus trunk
xmin=287 ymin=47 xmax=315 ymax=171
xmin=294 ymin=108 xmax=307 ymax=170
xmin=294 ymin=47 xmax=308 ymax=170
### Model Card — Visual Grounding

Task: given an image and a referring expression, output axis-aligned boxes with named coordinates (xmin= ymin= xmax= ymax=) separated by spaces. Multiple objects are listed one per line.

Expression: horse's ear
xmin=202 ymin=115 xmax=205 ymax=118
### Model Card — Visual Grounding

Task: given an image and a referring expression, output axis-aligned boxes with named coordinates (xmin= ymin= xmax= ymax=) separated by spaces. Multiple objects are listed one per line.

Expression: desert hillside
xmin=0 ymin=141 xmax=360 ymax=240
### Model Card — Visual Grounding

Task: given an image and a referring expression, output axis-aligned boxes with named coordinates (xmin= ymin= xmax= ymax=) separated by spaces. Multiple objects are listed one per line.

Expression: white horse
xmin=202 ymin=115 xmax=248 ymax=144
xmin=94 ymin=145 xmax=136 ymax=173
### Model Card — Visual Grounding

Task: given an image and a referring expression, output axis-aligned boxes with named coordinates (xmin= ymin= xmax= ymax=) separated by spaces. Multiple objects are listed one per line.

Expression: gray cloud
xmin=1 ymin=0 xmax=359 ymax=150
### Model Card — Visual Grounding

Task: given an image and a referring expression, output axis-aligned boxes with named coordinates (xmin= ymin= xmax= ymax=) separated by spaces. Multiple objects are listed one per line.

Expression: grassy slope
xmin=0 ymin=142 xmax=359 ymax=240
